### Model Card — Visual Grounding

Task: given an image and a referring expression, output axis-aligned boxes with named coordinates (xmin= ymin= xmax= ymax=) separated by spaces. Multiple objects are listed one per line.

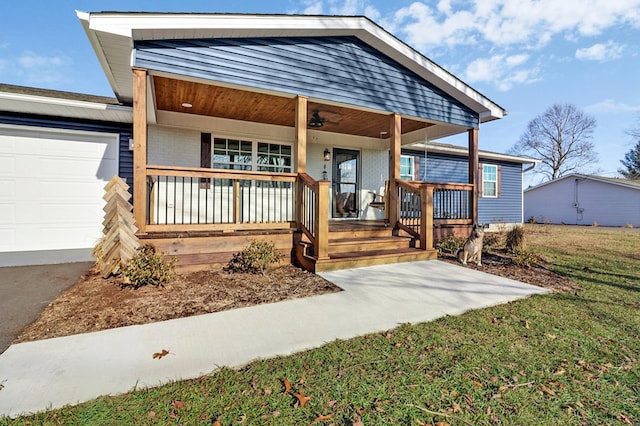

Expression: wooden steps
xmin=295 ymin=221 xmax=437 ymax=272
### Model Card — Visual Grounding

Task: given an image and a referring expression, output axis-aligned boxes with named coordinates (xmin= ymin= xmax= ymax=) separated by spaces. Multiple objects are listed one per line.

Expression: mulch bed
xmin=16 ymin=251 xmax=579 ymax=343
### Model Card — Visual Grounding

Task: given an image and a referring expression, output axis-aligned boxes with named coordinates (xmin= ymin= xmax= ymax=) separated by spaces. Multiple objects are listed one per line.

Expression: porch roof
xmin=77 ymin=12 xmax=506 ymax=128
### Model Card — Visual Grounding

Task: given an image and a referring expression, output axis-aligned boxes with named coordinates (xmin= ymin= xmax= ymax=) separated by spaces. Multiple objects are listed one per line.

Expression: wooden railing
xmin=393 ymin=181 xmax=473 ymax=250
xmin=431 ymin=182 xmax=473 ymax=224
xmin=297 ymin=173 xmax=329 ymax=259
xmin=145 ymin=165 xmax=297 ymax=232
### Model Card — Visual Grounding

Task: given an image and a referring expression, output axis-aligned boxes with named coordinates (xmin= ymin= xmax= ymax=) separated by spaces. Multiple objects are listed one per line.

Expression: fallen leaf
xmin=554 ymin=368 xmax=566 ymax=376
xmin=540 ymin=385 xmax=556 ymax=396
xmin=435 ymin=422 xmax=451 ymax=426
xmin=147 ymin=410 xmax=156 ymax=418
xmin=354 ymin=406 xmax=365 ymax=415
xmin=546 ymin=333 xmax=557 ymax=340
xmin=282 ymin=378 xmax=291 ymax=393
xmin=328 ymin=400 xmax=338 ymax=408
xmin=353 ymin=421 xmax=364 ymax=426
xmin=523 ymin=320 xmax=530 ymax=329
xmin=472 ymin=380 xmax=483 ymax=388
xmin=314 ymin=413 xmax=334 ymax=422
xmin=153 ymin=349 xmax=169 ymax=359
xmin=212 ymin=418 xmax=222 ymax=426
xmin=272 ymin=410 xmax=281 ymax=418
xmin=451 ymin=402 xmax=462 ymax=413
xmin=492 ymin=393 xmax=502 ymax=399
xmin=618 ymin=414 xmax=633 ymax=424
xmin=172 ymin=400 xmax=185 ymax=410
xmin=293 ymin=390 xmax=311 ymax=408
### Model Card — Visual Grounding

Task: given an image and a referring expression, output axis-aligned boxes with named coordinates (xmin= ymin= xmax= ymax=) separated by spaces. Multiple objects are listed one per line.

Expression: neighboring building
xmin=403 ymin=142 xmax=538 ymax=232
xmin=524 ymin=174 xmax=640 ymax=227
xmin=1 ymin=11 xmax=512 ymax=270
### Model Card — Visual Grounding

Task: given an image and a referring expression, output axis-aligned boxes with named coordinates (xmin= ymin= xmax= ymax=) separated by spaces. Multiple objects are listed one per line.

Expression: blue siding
xmin=0 ymin=112 xmax=133 ymax=188
xmin=403 ymin=149 xmax=524 ymax=224
xmin=134 ymin=36 xmax=479 ymax=127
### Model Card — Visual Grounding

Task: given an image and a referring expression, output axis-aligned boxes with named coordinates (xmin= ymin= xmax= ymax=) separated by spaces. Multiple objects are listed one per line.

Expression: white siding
xmin=525 ymin=177 xmax=640 ymax=227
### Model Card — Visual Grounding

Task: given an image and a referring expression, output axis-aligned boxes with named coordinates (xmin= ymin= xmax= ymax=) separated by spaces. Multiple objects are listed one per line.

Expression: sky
xmin=2 ymin=0 xmax=640 ymax=186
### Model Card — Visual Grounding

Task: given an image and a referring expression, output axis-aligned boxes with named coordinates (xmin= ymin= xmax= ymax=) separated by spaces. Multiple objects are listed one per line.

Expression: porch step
xmin=328 ymin=235 xmax=414 ymax=254
xmin=310 ymin=247 xmax=438 ymax=272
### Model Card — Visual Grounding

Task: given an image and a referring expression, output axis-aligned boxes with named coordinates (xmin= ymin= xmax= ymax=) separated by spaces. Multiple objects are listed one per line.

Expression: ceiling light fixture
xmin=181 ymin=102 xmax=193 ymax=108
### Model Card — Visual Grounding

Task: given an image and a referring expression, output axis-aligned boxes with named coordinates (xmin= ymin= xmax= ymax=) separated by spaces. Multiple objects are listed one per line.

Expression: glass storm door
xmin=332 ymin=148 xmax=360 ymax=218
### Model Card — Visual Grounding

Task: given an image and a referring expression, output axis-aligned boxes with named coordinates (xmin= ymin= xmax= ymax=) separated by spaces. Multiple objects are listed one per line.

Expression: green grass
xmin=3 ymin=225 xmax=639 ymax=425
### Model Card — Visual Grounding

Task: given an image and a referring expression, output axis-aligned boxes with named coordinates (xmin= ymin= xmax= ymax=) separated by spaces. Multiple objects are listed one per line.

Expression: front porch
xmin=137 ymin=163 xmax=474 ymax=272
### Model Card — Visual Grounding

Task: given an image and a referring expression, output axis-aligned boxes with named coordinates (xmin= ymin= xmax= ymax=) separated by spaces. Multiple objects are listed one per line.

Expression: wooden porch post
xmin=295 ymin=96 xmax=308 ymax=174
xmin=132 ymin=68 xmax=148 ymax=233
xmin=388 ymin=113 xmax=401 ymax=228
xmin=295 ymin=96 xmax=308 ymax=228
xmin=468 ymin=127 xmax=479 ymax=224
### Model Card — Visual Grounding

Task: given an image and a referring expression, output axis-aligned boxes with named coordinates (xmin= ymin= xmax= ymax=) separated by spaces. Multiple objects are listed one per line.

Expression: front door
xmin=332 ymin=148 xmax=360 ymax=218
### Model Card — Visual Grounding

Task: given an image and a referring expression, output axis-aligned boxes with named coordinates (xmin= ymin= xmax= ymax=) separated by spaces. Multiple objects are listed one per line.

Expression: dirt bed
xmin=16 ymin=253 xmax=578 ymax=343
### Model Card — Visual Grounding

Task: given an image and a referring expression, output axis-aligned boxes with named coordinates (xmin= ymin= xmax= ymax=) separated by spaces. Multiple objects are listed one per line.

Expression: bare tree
xmin=510 ymin=103 xmax=598 ymax=180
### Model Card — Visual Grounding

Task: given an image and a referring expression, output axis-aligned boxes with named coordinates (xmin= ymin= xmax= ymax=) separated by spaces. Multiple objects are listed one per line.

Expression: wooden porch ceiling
xmin=153 ymin=76 xmax=428 ymax=138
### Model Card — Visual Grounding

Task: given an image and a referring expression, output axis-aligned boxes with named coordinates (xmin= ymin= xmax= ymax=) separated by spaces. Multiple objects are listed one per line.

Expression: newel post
xmin=294 ymin=96 xmax=308 ymax=227
xmin=315 ymin=180 xmax=330 ymax=259
xmin=420 ymin=185 xmax=434 ymax=250
xmin=132 ymin=68 xmax=148 ymax=233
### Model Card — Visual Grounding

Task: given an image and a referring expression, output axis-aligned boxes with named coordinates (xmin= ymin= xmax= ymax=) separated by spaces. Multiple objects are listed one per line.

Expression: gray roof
xmin=0 ymin=83 xmax=121 ymax=106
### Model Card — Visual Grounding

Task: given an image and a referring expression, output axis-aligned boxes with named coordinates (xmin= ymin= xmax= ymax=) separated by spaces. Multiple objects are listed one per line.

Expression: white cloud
xmin=389 ymin=0 xmax=640 ymax=51
xmin=575 ymin=40 xmax=625 ymax=61
xmin=584 ymin=99 xmax=640 ymax=114
xmin=296 ymin=0 xmax=380 ymax=19
xmin=0 ymin=51 xmax=73 ymax=86
xmin=464 ymin=54 xmax=540 ymax=91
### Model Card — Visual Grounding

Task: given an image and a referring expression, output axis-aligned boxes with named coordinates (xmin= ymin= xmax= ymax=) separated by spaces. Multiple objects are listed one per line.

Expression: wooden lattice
xmin=94 ymin=176 xmax=140 ymax=277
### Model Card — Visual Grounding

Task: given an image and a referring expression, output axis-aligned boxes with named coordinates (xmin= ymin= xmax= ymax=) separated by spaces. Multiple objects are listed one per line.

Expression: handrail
xmin=145 ymin=165 xmax=296 ymax=231
xmin=394 ymin=179 xmax=434 ymax=250
xmin=296 ymin=173 xmax=329 ymax=260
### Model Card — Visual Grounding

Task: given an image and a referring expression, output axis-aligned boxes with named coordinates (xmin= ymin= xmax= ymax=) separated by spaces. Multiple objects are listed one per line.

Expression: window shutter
xmin=497 ymin=165 xmax=502 ymax=198
xmin=478 ymin=163 xmax=483 ymax=197
xmin=414 ymin=156 xmax=421 ymax=181
xmin=200 ymin=133 xmax=212 ymax=188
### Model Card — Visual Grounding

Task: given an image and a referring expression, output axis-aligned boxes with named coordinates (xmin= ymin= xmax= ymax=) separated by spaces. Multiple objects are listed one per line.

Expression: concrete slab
xmin=0 ymin=260 xmax=549 ymax=418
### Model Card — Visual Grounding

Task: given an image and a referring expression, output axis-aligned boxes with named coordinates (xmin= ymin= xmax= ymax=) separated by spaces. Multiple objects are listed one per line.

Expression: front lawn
xmin=3 ymin=225 xmax=639 ymax=425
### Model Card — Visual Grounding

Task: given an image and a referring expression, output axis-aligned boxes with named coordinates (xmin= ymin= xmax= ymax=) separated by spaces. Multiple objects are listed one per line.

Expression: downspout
xmin=574 ymin=177 xmax=585 ymax=223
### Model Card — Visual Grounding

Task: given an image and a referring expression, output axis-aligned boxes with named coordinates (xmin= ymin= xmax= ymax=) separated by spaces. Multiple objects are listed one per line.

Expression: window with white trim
xmin=212 ymin=138 xmax=292 ymax=173
xmin=400 ymin=155 xmax=415 ymax=180
xmin=482 ymin=164 xmax=498 ymax=197
xmin=257 ymin=142 xmax=292 ymax=173
xmin=213 ymin=138 xmax=252 ymax=170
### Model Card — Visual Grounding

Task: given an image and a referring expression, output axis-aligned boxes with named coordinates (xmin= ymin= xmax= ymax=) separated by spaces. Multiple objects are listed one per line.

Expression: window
xmin=213 ymin=138 xmax=252 ymax=170
xmin=400 ymin=155 xmax=415 ymax=180
xmin=482 ymin=164 xmax=498 ymax=197
xmin=257 ymin=143 xmax=292 ymax=173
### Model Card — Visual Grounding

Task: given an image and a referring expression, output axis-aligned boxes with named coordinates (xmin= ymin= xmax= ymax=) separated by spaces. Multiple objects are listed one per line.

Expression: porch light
xmin=323 ymin=148 xmax=331 ymax=161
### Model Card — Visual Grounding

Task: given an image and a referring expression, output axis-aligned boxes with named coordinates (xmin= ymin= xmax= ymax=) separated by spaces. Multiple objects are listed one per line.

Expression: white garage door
xmin=0 ymin=125 xmax=118 ymax=266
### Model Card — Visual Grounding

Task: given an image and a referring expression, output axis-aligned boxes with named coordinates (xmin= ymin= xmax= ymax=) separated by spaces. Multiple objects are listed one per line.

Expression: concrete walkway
xmin=0 ymin=260 xmax=549 ymax=418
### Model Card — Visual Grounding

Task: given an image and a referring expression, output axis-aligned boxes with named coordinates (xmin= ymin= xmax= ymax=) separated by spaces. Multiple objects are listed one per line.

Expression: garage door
xmin=0 ymin=125 xmax=118 ymax=266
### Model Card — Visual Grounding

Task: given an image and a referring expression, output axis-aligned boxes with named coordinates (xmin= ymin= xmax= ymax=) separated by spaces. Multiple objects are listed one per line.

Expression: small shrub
xmin=436 ymin=234 xmax=466 ymax=255
xmin=505 ymin=225 xmax=526 ymax=252
xmin=592 ymin=221 xmax=599 ymax=227
xmin=482 ymin=232 xmax=503 ymax=251
xmin=625 ymin=223 xmax=634 ymax=229
xmin=121 ymin=245 xmax=176 ymax=288
xmin=224 ymin=240 xmax=283 ymax=275
xmin=511 ymin=248 xmax=541 ymax=268
xmin=527 ymin=216 xmax=537 ymax=224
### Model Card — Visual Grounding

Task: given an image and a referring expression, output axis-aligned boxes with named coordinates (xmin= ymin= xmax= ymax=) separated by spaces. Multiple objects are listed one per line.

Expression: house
xmin=0 ymin=84 xmax=132 ymax=266
xmin=401 ymin=142 xmax=537 ymax=236
xmin=2 ymin=12 xmax=509 ymax=271
xmin=524 ymin=174 xmax=640 ymax=227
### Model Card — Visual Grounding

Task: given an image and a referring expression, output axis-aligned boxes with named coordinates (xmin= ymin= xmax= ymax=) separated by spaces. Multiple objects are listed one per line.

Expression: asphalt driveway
xmin=0 ymin=262 xmax=92 ymax=354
